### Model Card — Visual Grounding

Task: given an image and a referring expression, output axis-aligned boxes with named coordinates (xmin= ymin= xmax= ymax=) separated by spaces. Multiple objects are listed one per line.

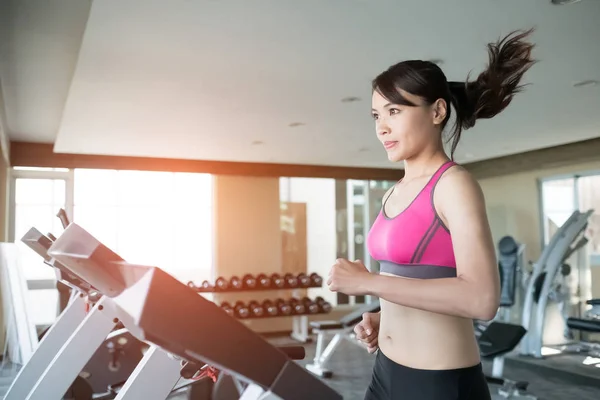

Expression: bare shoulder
xmin=434 ymin=165 xmax=487 ymax=222
xmin=437 ymin=165 xmax=484 ymax=200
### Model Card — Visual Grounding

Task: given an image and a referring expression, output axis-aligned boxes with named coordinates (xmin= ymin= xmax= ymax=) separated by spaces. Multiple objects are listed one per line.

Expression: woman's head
xmin=371 ymin=29 xmax=536 ymax=163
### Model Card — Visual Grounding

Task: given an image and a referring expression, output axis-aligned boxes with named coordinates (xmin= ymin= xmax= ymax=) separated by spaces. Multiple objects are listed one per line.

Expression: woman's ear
xmin=432 ymin=98 xmax=448 ymax=125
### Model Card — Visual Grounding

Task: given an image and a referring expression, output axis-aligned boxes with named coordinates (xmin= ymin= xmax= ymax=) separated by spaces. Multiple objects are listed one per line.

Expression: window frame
xmin=8 ymin=168 xmax=74 ymax=288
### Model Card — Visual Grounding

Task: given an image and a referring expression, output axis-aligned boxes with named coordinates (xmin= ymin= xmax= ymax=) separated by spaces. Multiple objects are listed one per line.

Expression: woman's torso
xmin=366 ymin=161 xmax=481 ymax=370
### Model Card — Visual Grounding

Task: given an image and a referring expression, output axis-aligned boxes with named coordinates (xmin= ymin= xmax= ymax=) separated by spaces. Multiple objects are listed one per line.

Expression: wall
xmin=0 ymin=143 xmax=8 ymax=353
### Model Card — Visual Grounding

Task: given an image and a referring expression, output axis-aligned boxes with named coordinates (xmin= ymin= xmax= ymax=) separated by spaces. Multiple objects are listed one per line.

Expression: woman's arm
xmin=363 ymin=168 xmax=501 ymax=321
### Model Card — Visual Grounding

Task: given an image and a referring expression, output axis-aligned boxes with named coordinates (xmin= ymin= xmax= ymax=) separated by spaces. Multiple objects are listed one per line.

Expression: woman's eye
xmin=371 ymin=113 xmax=379 ymax=120
xmin=390 ymin=108 xmax=400 ymax=115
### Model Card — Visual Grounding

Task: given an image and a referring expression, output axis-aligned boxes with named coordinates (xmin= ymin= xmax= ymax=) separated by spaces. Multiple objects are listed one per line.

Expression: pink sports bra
xmin=366 ymin=161 xmax=457 ymax=279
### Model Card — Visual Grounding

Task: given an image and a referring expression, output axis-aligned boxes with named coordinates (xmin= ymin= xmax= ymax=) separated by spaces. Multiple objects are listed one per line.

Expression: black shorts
xmin=364 ymin=350 xmax=491 ymax=400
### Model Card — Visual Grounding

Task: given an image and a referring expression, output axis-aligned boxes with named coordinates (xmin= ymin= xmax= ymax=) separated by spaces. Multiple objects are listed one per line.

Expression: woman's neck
xmin=402 ymin=149 xmax=450 ymax=182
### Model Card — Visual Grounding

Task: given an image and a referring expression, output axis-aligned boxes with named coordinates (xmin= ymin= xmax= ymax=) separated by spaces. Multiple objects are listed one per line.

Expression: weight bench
xmin=560 ymin=298 xmax=600 ymax=357
xmin=584 ymin=298 xmax=600 ymax=319
xmin=479 ymin=321 xmax=536 ymax=399
xmin=306 ymin=300 xmax=380 ymax=378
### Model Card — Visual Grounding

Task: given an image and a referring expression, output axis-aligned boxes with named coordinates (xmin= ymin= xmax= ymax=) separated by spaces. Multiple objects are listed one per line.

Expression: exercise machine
xmin=520 ymin=209 xmax=593 ymax=358
xmin=476 ymin=235 xmax=536 ymax=399
xmin=5 ymin=227 xmax=144 ymax=400
xmin=558 ymin=298 xmax=600 ymax=356
xmin=45 ymin=222 xmax=342 ymax=400
xmin=305 ymin=300 xmax=381 ymax=378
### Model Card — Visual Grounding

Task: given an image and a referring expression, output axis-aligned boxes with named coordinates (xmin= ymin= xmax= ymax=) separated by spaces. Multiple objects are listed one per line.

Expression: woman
xmin=327 ymin=29 xmax=536 ymax=400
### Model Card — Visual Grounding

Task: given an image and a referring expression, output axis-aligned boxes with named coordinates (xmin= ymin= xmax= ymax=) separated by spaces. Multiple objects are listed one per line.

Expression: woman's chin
xmin=387 ymin=151 xmax=406 ymax=163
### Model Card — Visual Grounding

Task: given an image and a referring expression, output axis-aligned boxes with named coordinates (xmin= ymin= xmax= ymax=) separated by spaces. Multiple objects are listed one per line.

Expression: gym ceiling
xmin=0 ymin=0 xmax=599 ymax=173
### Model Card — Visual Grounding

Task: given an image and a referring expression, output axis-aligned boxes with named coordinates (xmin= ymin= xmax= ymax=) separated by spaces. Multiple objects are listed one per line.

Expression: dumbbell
xmin=215 ymin=277 xmax=229 ymax=291
xmin=314 ymin=296 xmax=332 ymax=313
xmin=288 ymin=298 xmax=306 ymax=315
xmin=200 ymin=280 xmax=213 ymax=291
xmin=310 ymin=273 xmax=323 ymax=286
xmin=234 ymin=301 xmax=249 ymax=319
xmin=256 ymin=273 xmax=272 ymax=289
xmin=262 ymin=300 xmax=279 ymax=317
xmin=220 ymin=302 xmax=234 ymax=317
xmin=284 ymin=273 xmax=299 ymax=288
xmin=247 ymin=301 xmax=264 ymax=318
xmin=297 ymin=273 xmax=311 ymax=287
xmin=242 ymin=274 xmax=257 ymax=289
xmin=275 ymin=299 xmax=293 ymax=316
xmin=271 ymin=273 xmax=286 ymax=288
xmin=230 ymin=276 xmax=243 ymax=290
xmin=301 ymin=297 xmax=320 ymax=314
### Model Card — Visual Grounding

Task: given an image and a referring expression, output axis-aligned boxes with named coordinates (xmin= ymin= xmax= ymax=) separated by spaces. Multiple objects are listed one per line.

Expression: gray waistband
xmin=379 ymin=261 xmax=457 ymax=279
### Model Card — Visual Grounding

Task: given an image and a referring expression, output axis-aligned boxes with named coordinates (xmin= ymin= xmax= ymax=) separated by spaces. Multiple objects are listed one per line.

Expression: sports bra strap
xmin=426 ymin=161 xmax=456 ymax=190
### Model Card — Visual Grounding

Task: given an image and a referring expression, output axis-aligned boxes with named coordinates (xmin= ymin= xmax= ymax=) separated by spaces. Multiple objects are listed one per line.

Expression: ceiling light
xmin=288 ymin=122 xmax=305 ymax=127
xmin=551 ymin=0 xmax=581 ymax=5
xmin=251 ymin=140 xmax=264 ymax=145
xmin=341 ymin=96 xmax=361 ymax=103
xmin=573 ymin=80 xmax=599 ymax=88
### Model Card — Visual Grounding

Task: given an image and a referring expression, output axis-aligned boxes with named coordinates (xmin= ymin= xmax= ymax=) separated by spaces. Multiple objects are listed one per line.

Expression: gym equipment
xmin=297 ymin=273 xmax=311 ymax=287
xmin=479 ymin=323 xmax=534 ymax=399
xmin=557 ymin=298 xmax=600 ymax=356
xmin=306 ymin=300 xmax=381 ymax=378
xmin=5 ymin=227 xmax=144 ymax=400
xmin=520 ymin=209 xmax=593 ymax=358
xmin=190 ymin=272 xmax=328 ymax=343
xmin=284 ymin=273 xmax=298 ymax=287
xmin=243 ymin=274 xmax=257 ymax=289
xmin=475 ymin=235 xmax=537 ymax=399
xmin=230 ymin=275 xmax=243 ymax=290
xmin=47 ymin=223 xmax=342 ymax=400
xmin=256 ymin=273 xmax=272 ymax=288
xmin=190 ymin=272 xmax=325 ymax=292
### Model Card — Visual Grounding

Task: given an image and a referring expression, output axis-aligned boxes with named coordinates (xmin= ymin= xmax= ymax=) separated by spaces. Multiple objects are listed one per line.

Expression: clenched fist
xmin=327 ymin=258 xmax=372 ymax=295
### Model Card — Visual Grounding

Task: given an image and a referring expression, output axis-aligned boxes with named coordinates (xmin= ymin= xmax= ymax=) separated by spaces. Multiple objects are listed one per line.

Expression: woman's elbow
xmin=471 ymin=292 xmax=500 ymax=321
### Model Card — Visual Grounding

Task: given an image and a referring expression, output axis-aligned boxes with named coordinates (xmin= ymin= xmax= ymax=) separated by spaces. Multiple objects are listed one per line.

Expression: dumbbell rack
xmin=188 ymin=274 xmax=330 ymax=343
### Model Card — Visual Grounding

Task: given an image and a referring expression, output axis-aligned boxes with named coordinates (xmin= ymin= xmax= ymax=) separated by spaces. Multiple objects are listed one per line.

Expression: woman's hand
xmin=355 ymin=312 xmax=380 ymax=354
xmin=327 ymin=258 xmax=372 ymax=295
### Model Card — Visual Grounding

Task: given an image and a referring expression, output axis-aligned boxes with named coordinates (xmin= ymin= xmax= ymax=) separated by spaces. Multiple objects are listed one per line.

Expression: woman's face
xmin=371 ymin=89 xmax=445 ymax=163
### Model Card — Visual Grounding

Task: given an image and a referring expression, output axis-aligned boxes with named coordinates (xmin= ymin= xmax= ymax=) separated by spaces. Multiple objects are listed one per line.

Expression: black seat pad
xmin=310 ymin=321 xmax=344 ymax=330
xmin=566 ymin=317 xmax=600 ymax=333
xmin=478 ymin=322 xmax=526 ymax=359
xmin=311 ymin=301 xmax=381 ymax=331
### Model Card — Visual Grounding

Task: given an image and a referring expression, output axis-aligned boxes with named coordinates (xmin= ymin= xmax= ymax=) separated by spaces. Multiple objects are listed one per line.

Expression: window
xmin=540 ymin=174 xmax=600 ymax=256
xmin=540 ymin=177 xmax=576 ymax=246
xmin=73 ymin=169 xmax=214 ymax=284
xmin=577 ymin=175 xmax=600 ymax=256
xmin=10 ymin=169 xmax=71 ymax=326
xmin=11 ymin=168 xmax=214 ymax=327
xmin=13 ymin=177 xmax=68 ymax=280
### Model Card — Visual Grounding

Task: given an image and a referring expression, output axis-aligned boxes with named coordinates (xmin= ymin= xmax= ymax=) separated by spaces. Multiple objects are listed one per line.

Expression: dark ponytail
xmin=372 ymin=28 xmax=536 ymax=160
xmin=447 ymin=29 xmax=537 ymax=158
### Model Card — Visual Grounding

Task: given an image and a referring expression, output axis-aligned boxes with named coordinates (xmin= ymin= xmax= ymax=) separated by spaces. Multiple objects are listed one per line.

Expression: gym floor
xmin=2 ymin=338 xmax=600 ymax=399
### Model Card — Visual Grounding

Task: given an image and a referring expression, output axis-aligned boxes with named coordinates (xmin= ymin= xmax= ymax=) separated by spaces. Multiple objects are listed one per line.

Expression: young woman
xmin=327 ymin=29 xmax=536 ymax=399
